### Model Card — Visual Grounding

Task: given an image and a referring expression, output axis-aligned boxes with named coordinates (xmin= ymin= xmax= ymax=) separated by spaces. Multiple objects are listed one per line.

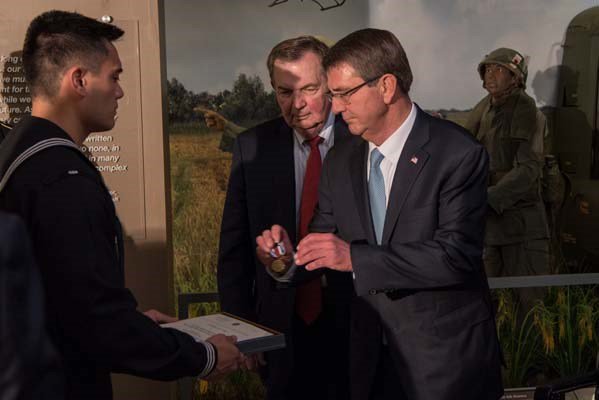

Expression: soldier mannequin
xmin=465 ymin=48 xmax=549 ymax=308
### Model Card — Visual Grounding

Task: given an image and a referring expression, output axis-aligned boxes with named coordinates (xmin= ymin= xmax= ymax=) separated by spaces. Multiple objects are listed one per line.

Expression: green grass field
xmin=170 ymin=127 xmax=264 ymax=399
xmin=170 ymin=130 xmax=229 ymax=303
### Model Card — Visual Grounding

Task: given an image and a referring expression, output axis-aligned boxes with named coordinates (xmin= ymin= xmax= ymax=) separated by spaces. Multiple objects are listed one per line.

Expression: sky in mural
xmin=165 ymin=0 xmax=599 ymax=109
xmin=164 ymin=0 xmax=368 ymax=93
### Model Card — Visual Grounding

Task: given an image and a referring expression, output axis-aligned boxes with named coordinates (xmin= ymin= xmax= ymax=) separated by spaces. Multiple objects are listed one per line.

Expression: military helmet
xmin=478 ymin=47 xmax=528 ymax=87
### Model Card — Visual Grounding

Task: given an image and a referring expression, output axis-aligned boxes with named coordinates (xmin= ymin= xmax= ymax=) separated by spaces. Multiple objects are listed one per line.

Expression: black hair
xmin=22 ymin=10 xmax=124 ymax=98
xmin=324 ymin=28 xmax=413 ymax=94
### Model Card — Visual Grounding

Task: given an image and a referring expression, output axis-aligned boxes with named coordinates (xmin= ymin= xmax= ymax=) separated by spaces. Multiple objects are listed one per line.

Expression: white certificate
xmin=163 ymin=312 xmax=285 ymax=354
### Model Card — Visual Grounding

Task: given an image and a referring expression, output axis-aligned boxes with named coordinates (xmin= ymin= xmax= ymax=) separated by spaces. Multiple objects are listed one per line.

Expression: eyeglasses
xmin=325 ymin=75 xmax=382 ymax=105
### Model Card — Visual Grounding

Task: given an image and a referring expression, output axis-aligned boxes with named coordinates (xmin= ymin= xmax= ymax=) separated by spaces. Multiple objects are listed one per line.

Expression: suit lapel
xmin=333 ymin=114 xmax=376 ymax=243
xmin=333 ymin=114 xmax=350 ymax=142
xmin=271 ymin=121 xmax=297 ymax=244
xmin=382 ymin=107 xmax=430 ymax=244
xmin=350 ymin=139 xmax=376 ymax=244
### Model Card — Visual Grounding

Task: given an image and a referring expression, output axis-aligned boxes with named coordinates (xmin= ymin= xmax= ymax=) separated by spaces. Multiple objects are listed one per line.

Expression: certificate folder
xmin=163 ymin=312 xmax=285 ymax=354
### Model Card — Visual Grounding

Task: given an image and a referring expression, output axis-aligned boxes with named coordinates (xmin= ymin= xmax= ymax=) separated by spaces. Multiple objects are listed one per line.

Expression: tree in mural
xmin=167 ymin=77 xmax=207 ymax=123
xmin=219 ymin=74 xmax=279 ymax=126
xmin=167 ymin=74 xmax=279 ymax=127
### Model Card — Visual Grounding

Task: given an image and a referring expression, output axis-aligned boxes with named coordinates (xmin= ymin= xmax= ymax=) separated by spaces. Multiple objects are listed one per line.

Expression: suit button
xmin=369 ymin=289 xmax=377 ymax=295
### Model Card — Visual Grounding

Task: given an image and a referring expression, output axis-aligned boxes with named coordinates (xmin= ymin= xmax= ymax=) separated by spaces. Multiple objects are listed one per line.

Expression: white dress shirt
xmin=367 ymin=102 xmax=417 ymax=205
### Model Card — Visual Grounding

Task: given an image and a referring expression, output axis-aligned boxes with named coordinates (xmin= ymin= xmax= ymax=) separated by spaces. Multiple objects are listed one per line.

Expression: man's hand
xmin=241 ymin=352 xmax=266 ymax=371
xmin=255 ymin=224 xmax=294 ymax=269
xmin=295 ymin=233 xmax=353 ymax=272
xmin=142 ymin=309 xmax=178 ymax=324
xmin=205 ymin=334 xmax=245 ymax=380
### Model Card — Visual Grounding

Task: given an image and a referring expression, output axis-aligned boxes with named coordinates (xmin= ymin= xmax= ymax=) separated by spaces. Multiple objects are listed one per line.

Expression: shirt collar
xmin=293 ymin=110 xmax=335 ymax=147
xmin=369 ymin=102 xmax=417 ymax=165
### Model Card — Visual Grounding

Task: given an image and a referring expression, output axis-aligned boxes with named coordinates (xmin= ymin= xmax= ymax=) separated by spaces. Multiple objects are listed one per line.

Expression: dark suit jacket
xmin=217 ymin=115 xmax=353 ymax=394
xmin=310 ymin=106 xmax=504 ymax=400
xmin=0 ymin=212 xmax=64 ymax=400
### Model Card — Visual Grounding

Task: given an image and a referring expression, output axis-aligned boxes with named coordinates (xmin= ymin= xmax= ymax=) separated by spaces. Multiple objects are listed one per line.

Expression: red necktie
xmin=296 ymin=135 xmax=324 ymax=325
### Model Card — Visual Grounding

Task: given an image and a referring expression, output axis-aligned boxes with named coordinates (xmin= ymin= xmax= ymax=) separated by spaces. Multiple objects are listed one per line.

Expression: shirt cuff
xmin=198 ymin=341 xmax=217 ymax=378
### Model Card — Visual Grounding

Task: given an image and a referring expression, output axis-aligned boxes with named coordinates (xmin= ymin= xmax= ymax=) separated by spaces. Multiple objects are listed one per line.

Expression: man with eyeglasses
xmin=218 ymin=36 xmax=353 ymax=400
xmin=257 ymin=29 xmax=503 ymax=400
xmin=464 ymin=48 xmax=549 ymax=308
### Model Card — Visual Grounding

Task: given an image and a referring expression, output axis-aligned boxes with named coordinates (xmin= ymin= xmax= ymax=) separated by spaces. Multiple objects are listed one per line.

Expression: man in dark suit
xmin=217 ymin=36 xmax=353 ymax=400
xmin=0 ymin=11 xmax=242 ymax=400
xmin=257 ymin=29 xmax=503 ymax=400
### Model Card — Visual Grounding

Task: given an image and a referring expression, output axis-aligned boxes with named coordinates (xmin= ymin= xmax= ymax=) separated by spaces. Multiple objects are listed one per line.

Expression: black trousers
xmin=369 ymin=345 xmax=406 ymax=400
xmin=269 ymin=287 xmax=350 ymax=400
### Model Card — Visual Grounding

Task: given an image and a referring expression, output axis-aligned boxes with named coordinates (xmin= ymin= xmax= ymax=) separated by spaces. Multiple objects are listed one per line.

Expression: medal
xmin=271 ymin=258 xmax=287 ymax=273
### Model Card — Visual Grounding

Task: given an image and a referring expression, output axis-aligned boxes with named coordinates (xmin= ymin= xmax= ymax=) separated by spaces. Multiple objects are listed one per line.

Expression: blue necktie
xmin=369 ymin=149 xmax=386 ymax=244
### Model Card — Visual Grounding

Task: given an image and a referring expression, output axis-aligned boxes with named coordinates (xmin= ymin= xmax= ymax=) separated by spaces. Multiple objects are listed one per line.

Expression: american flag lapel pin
xmin=410 ymin=156 xmax=418 ymax=164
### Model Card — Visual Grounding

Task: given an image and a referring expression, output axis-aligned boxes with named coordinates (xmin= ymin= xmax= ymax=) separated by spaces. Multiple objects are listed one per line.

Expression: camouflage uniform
xmin=465 ymin=48 xmax=550 ymax=281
